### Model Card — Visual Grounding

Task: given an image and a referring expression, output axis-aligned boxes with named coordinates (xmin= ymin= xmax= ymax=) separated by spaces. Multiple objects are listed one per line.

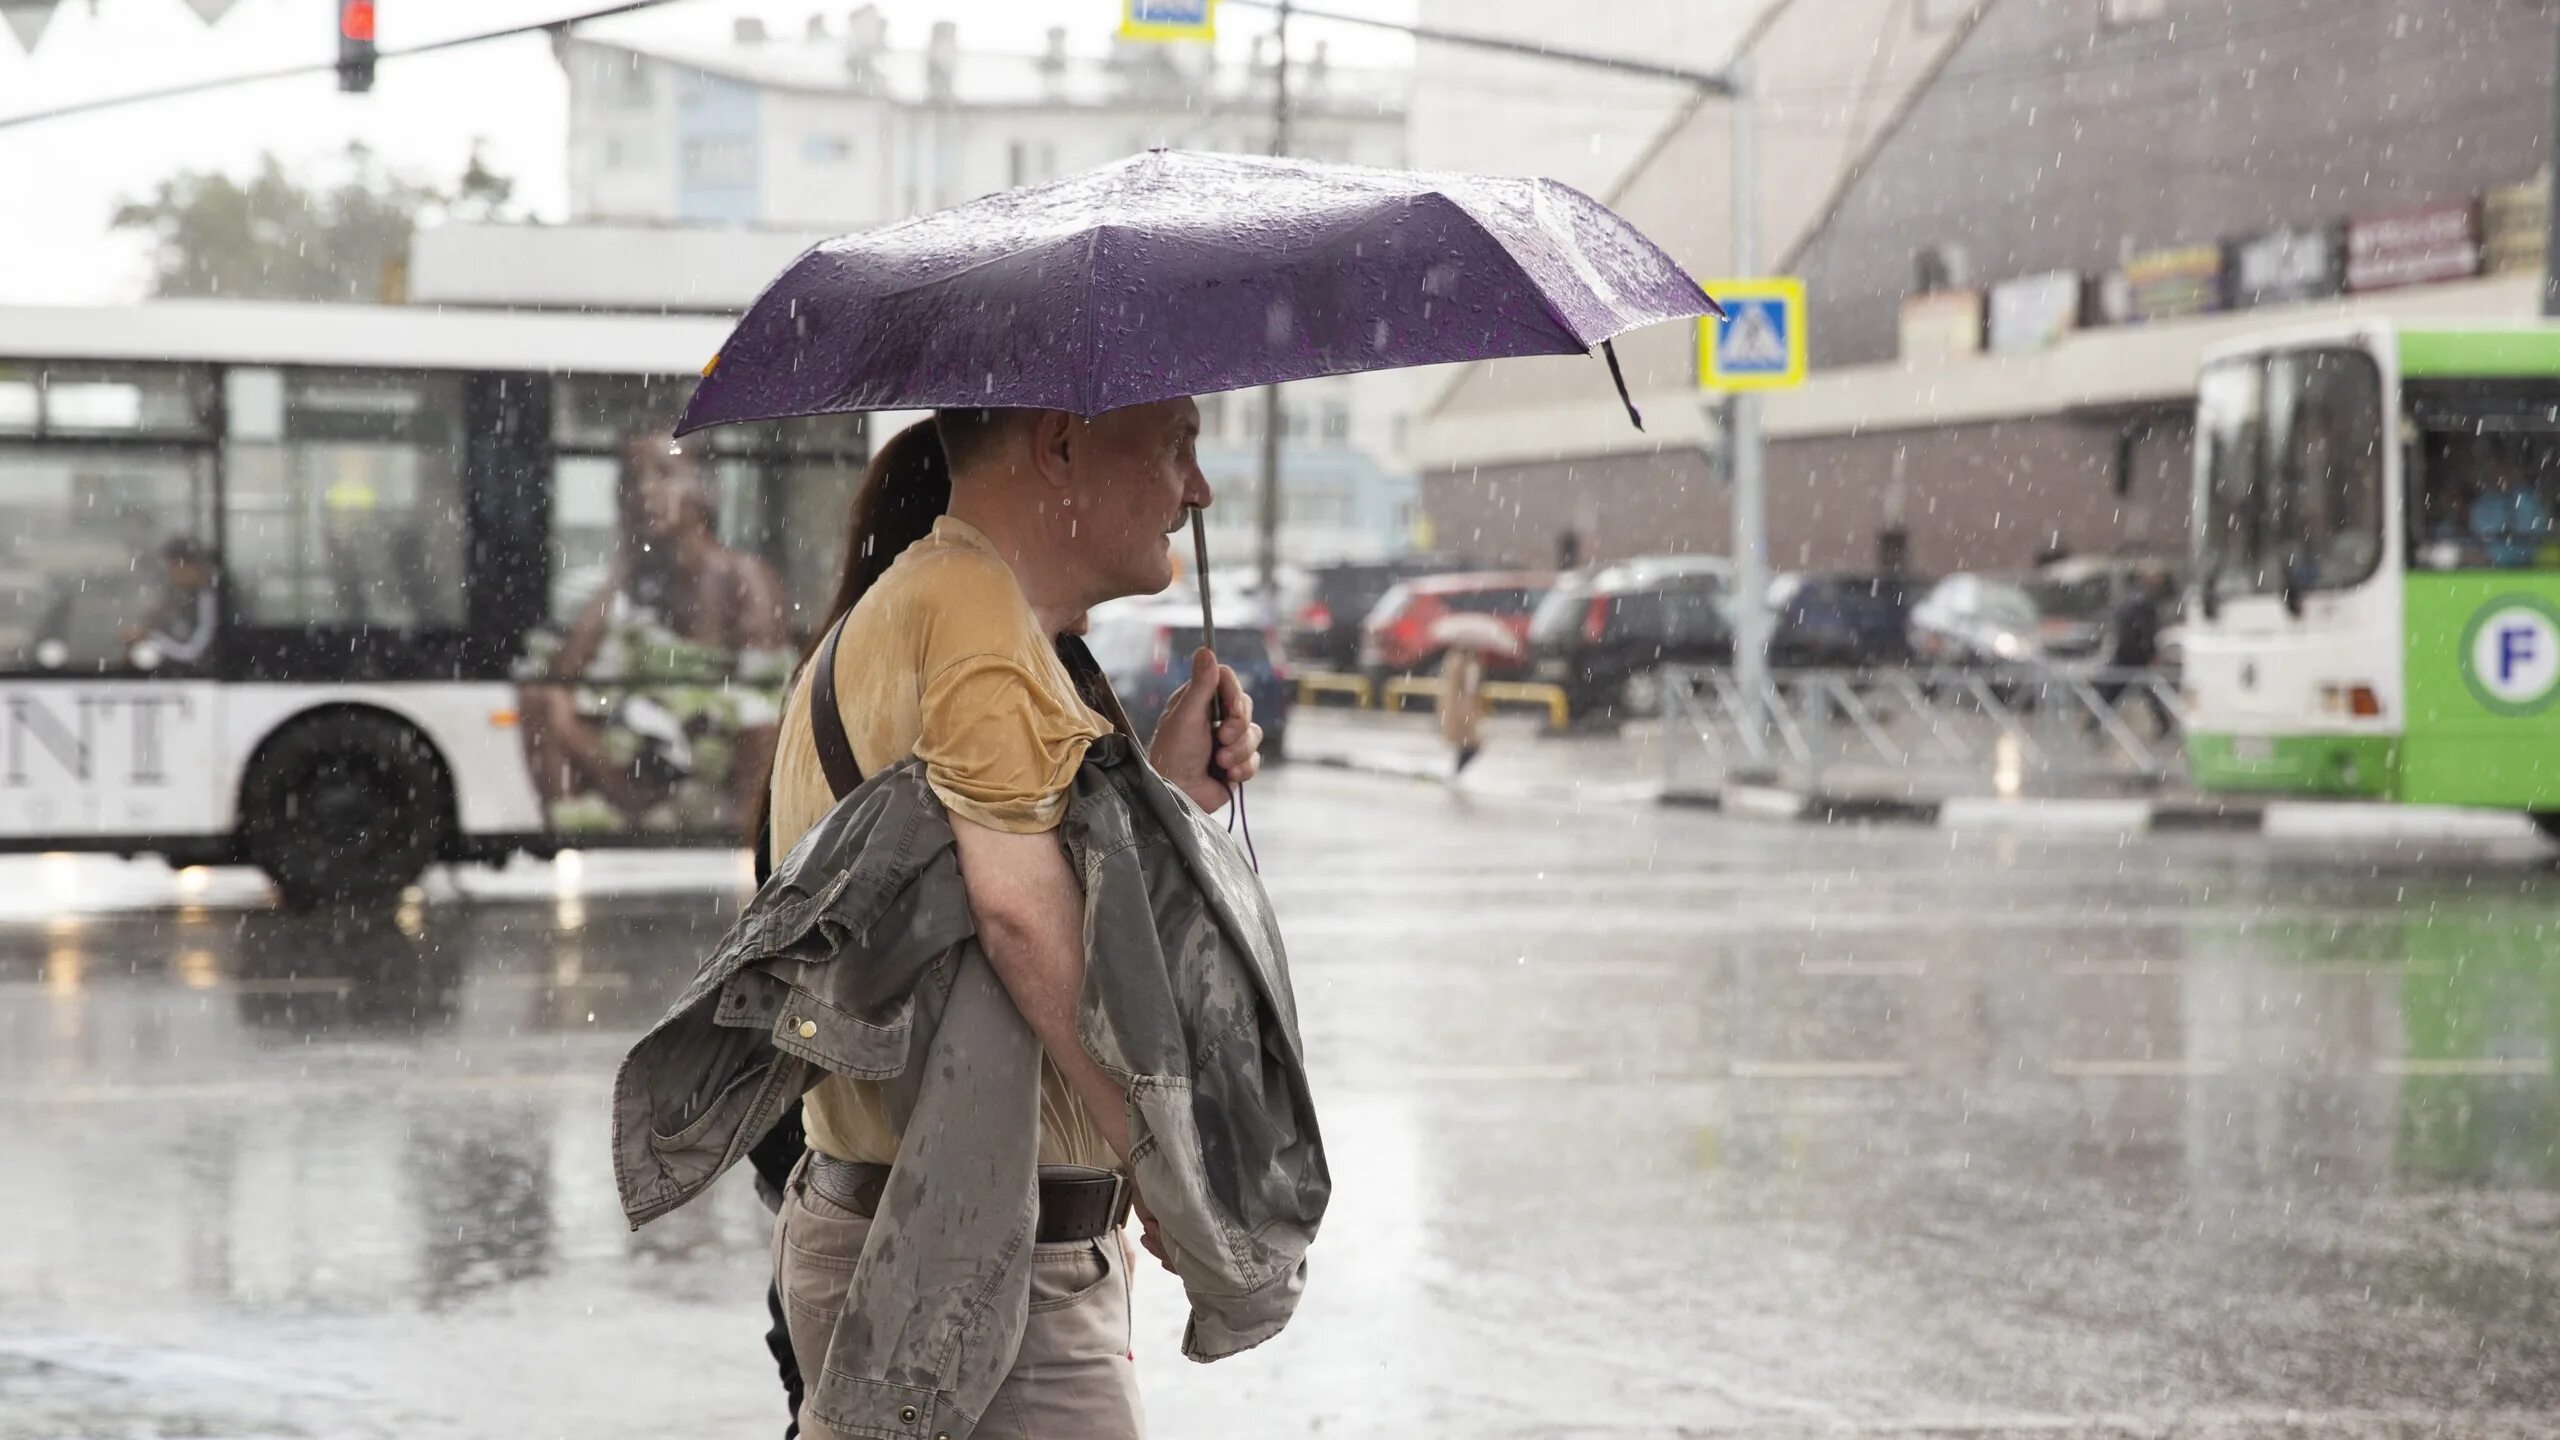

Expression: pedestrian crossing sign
xmin=1697 ymin=277 xmax=1807 ymax=391
xmin=1122 ymin=0 xmax=1217 ymax=42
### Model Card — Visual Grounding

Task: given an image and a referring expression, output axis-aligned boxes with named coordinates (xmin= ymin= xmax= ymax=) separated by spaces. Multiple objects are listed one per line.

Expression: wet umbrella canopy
xmin=677 ymin=148 xmax=1721 ymax=434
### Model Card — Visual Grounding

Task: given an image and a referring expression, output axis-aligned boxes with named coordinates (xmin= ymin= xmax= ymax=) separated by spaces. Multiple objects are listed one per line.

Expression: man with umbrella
xmin=757 ymin=403 xmax=1255 ymax=1440
xmin=656 ymin=149 xmax=1719 ymax=1440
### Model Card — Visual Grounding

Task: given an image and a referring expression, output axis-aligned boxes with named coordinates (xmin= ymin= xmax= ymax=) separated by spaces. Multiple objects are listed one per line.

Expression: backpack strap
xmin=808 ymin=614 xmax=863 ymax=801
xmin=1056 ymin=633 xmax=1140 ymax=744
xmin=805 ymin=624 xmax=1128 ymax=807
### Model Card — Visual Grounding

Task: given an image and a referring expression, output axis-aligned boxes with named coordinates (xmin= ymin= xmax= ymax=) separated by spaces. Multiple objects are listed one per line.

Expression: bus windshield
xmin=2196 ymin=346 xmax=2384 ymax=604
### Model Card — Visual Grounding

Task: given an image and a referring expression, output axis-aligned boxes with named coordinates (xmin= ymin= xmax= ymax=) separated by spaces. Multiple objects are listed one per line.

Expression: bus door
xmin=0 ymin=361 xmax=226 ymax=841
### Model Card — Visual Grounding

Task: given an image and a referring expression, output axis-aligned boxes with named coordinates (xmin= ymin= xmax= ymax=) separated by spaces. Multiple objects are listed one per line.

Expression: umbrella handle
xmin=1186 ymin=506 xmax=1256 ymax=871
xmin=1187 ymin=507 xmax=1229 ymax=770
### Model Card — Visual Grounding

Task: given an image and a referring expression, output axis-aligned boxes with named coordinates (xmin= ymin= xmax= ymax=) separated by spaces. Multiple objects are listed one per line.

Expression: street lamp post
xmin=1221 ymin=1 xmax=1759 ymax=678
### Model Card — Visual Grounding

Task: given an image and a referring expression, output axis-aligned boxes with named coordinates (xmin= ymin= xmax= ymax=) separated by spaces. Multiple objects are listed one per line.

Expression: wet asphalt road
xmin=7 ymin=765 xmax=2560 ymax=1438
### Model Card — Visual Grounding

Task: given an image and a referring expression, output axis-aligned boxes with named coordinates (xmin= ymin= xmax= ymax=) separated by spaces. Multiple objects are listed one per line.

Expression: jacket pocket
xmin=637 ymin=1019 xmax=768 ymax=1153
xmin=647 ymin=1055 xmax=776 ymax=1154
xmin=770 ymin=987 xmax=914 ymax=1081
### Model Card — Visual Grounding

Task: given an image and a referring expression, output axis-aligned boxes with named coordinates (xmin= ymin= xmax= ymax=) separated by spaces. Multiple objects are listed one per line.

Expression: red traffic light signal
xmin=338 ymin=0 xmax=376 ymax=92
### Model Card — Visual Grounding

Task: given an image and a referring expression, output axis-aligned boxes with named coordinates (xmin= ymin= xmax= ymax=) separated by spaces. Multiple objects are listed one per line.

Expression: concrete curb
xmin=1661 ymin=785 xmax=2549 ymax=842
xmin=1297 ymin=740 xmax=2547 ymax=843
xmin=1298 ymin=752 xmax=1446 ymax=783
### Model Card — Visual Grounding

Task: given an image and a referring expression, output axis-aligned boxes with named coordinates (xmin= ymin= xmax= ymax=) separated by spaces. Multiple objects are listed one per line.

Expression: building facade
xmin=1409 ymin=0 xmax=2557 ymax=579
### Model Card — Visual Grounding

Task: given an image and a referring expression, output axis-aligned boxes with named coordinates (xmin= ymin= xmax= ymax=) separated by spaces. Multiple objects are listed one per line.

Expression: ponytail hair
xmin=748 ymin=417 xmax=952 ymax=877
xmin=800 ymin=417 xmax=954 ymax=673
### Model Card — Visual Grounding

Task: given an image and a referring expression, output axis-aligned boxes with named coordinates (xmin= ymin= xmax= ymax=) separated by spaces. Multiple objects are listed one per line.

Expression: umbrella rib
xmin=1079 ymin=224 xmax=1108 ymax=416
xmin=1442 ymin=180 xmax=1706 ymax=350
xmin=1078 ymin=154 xmax=1151 ymax=415
xmin=1425 ymin=187 xmax=1593 ymax=353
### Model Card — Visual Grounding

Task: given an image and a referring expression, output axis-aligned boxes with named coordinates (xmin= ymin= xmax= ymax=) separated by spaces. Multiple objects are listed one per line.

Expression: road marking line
xmin=2375 ymin=1056 xmax=2550 ymax=1076
xmin=2051 ymin=1059 xmax=2229 ymax=1077
xmin=2056 ymin=960 xmax=2183 ymax=976
xmin=6 ymin=1071 xmax=602 ymax=1105
xmin=1728 ymin=1059 xmax=1910 ymax=1079
xmin=1405 ymin=1062 xmax=1593 ymax=1082
xmin=1797 ymin=958 xmax=1928 ymax=976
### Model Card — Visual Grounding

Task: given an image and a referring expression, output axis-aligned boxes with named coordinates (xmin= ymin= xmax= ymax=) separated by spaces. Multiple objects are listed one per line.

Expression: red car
xmin=1357 ymin=570 xmax=1554 ymax=678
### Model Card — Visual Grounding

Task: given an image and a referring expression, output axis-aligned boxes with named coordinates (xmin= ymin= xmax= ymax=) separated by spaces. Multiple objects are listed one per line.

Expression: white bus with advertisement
xmin=0 ymin=301 xmax=863 ymax=904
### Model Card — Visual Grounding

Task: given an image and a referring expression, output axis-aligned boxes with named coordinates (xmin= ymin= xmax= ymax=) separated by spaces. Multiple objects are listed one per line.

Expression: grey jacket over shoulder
xmin=610 ymin=735 xmax=1327 ymax=1440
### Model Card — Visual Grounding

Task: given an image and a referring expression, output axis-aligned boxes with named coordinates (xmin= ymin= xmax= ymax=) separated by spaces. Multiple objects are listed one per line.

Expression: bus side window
xmin=221 ymin=370 xmax=471 ymax=632
xmin=0 ymin=363 xmax=215 ymax=673
xmin=2414 ymin=426 xmax=2560 ymax=572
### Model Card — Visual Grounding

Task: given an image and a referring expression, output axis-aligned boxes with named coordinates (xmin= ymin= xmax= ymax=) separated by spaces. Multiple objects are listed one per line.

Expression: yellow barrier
xmin=1294 ymin=672 xmax=1373 ymax=709
xmin=1487 ymin=681 xmax=1572 ymax=730
xmin=1378 ymin=675 xmax=1571 ymax=729
xmin=1381 ymin=675 xmax=1437 ymax=712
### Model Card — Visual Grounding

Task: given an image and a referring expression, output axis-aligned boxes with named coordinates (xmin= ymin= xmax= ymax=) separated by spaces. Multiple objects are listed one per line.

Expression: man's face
xmin=631 ymin=441 xmax=711 ymax=541
xmin=1061 ymin=398 xmax=1212 ymax=600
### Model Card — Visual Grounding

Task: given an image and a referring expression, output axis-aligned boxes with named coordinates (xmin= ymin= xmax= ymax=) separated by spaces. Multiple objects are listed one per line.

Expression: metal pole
xmin=2546 ymin=18 xmax=2560 ymax=317
xmin=1726 ymin=57 xmax=1773 ymax=773
xmin=1254 ymin=1 xmax=1293 ymax=611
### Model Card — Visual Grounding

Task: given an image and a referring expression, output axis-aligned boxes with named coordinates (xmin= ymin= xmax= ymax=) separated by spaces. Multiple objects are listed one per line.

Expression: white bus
xmin=0 ymin=301 xmax=865 ymax=904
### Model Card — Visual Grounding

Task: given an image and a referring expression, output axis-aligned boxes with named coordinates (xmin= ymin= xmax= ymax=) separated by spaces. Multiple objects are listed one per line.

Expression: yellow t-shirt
xmin=767 ymin=515 xmax=1117 ymax=1167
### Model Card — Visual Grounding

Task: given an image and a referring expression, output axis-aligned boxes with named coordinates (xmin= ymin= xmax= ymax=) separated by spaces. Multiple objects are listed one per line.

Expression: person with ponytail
xmin=755 ymin=403 xmax=1260 ymax=1440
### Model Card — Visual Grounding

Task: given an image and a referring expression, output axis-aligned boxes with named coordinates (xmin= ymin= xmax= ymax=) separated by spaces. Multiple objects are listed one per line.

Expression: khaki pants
xmin=773 ymin=1157 xmax=1145 ymax=1440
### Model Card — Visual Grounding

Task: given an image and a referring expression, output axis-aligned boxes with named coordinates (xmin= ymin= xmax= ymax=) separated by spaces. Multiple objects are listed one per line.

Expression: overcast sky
xmin=0 ymin=0 xmax=1417 ymax=305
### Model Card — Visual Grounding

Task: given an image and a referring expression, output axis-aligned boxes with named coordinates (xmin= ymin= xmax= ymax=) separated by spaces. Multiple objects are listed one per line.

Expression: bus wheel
xmin=2532 ymin=813 xmax=2560 ymax=846
xmin=240 ymin=712 xmax=453 ymax=910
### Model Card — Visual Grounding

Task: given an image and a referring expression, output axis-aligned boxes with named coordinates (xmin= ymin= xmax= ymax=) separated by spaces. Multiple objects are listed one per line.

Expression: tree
xmin=113 ymin=141 xmax=518 ymax=303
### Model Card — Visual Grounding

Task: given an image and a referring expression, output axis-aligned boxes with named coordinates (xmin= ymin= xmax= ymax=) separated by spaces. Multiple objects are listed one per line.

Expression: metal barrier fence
xmin=1295 ymin=670 xmax=1573 ymax=729
xmin=1658 ymin=664 xmax=2186 ymax=798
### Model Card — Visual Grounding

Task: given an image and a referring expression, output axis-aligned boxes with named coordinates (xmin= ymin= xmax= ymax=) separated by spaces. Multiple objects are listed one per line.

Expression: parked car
xmin=1907 ymin=573 xmax=2042 ymax=667
xmin=1528 ymin=555 xmax=1734 ymax=725
xmin=1358 ymin=570 xmax=1553 ymax=679
xmin=1287 ymin=555 xmax=1472 ymax=672
xmin=1766 ymin=572 xmax=1923 ymax=668
xmin=1083 ymin=601 xmax=1293 ymax=760
xmin=2024 ymin=554 xmax=2182 ymax=663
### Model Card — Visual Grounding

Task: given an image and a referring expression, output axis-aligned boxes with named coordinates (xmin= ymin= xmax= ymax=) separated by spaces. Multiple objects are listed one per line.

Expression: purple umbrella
xmin=677 ymin=148 xmax=1719 ymax=436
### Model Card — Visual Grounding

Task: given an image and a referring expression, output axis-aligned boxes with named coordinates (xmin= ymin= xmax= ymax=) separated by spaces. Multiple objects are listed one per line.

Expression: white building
xmin=542 ymin=9 xmax=1420 ymax=564
xmin=560 ymin=11 xmax=1405 ymax=229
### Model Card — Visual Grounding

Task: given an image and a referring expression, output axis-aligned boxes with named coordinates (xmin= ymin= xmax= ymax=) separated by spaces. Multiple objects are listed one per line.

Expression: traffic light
xmin=337 ymin=0 xmax=375 ymax=93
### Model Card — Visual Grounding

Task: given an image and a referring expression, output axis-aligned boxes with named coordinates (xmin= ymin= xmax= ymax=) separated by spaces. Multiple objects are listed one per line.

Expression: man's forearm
xmin=952 ymin=820 xmax=1134 ymax=1161
xmin=977 ymin=910 xmax=1134 ymax=1162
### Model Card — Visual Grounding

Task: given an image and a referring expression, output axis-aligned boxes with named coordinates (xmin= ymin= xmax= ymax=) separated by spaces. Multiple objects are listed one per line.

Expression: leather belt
xmin=805 ymin=1152 xmax=1131 ymax=1244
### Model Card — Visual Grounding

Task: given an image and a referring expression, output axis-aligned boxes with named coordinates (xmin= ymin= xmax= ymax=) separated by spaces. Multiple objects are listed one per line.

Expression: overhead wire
xmin=0 ymin=0 xmax=704 ymax=132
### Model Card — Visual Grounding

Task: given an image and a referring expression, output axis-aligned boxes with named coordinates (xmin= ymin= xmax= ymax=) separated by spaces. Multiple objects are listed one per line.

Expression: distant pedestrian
xmin=1428 ymin=610 xmax=1517 ymax=776
xmin=2097 ymin=570 xmax=2175 ymax=734
xmin=1439 ymin=643 xmax=1488 ymax=774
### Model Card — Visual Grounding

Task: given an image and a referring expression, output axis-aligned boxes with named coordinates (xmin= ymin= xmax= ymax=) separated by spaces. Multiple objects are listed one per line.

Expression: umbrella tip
xmin=1601 ymin=339 xmax=1645 ymax=432
xmin=1701 ymin=291 xmax=1728 ymax=320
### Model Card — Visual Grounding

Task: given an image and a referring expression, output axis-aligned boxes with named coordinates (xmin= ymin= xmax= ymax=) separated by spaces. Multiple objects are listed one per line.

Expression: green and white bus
xmin=0 ymin=300 xmax=865 ymax=903
xmin=2184 ymin=321 xmax=2560 ymax=840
